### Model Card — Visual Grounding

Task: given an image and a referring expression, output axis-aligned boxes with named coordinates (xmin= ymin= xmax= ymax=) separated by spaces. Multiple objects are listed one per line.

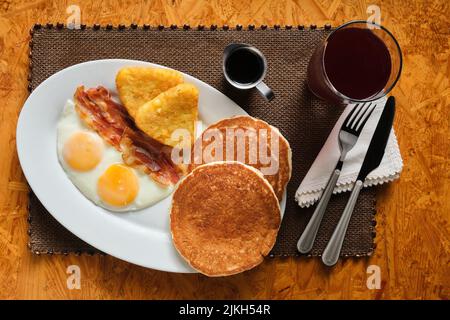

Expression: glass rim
xmin=321 ymin=20 xmax=403 ymax=103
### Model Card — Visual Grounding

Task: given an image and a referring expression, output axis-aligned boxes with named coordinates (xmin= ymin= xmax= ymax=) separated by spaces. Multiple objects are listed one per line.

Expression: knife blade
xmin=322 ymin=96 xmax=396 ymax=267
xmin=357 ymin=96 xmax=396 ymax=181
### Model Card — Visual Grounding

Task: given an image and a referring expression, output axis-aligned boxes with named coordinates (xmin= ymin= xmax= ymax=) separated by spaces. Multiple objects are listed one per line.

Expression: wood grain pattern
xmin=0 ymin=0 xmax=448 ymax=300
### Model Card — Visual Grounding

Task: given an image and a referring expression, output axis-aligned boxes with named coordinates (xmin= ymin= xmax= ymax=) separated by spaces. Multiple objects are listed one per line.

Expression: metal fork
xmin=297 ymin=102 xmax=376 ymax=254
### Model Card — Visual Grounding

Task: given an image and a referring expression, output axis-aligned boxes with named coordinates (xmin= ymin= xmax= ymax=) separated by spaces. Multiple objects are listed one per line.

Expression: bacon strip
xmin=74 ymin=86 xmax=125 ymax=148
xmin=74 ymin=86 xmax=180 ymax=186
xmin=121 ymin=128 xmax=180 ymax=186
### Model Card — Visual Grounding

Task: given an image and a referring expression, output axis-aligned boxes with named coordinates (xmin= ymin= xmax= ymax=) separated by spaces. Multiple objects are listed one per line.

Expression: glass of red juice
xmin=307 ymin=20 xmax=402 ymax=104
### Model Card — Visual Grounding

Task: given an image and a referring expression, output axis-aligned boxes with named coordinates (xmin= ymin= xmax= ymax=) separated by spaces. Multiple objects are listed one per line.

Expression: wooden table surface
xmin=0 ymin=0 xmax=448 ymax=300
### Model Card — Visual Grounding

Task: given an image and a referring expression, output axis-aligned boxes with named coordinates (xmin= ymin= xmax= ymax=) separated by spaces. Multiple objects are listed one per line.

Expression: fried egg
xmin=57 ymin=100 xmax=173 ymax=212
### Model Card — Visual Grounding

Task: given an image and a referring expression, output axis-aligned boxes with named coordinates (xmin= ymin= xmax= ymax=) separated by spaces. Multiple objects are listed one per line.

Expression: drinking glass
xmin=307 ymin=20 xmax=402 ymax=104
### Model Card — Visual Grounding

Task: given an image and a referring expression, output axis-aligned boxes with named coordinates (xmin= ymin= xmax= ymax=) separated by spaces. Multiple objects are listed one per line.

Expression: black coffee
xmin=225 ymin=48 xmax=264 ymax=84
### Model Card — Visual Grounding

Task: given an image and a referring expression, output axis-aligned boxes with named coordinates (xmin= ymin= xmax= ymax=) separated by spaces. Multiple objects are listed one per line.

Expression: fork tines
xmin=343 ymin=102 xmax=377 ymax=135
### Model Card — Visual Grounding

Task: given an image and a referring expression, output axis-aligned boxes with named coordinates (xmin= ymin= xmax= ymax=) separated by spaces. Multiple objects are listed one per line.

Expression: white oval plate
xmin=17 ymin=59 xmax=286 ymax=273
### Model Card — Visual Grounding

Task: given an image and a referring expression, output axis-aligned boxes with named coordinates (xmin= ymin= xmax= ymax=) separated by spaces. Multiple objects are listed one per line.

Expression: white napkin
xmin=295 ymin=97 xmax=403 ymax=208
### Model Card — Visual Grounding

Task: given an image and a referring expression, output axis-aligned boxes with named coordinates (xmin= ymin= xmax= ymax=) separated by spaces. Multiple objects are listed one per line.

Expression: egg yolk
xmin=63 ymin=132 xmax=103 ymax=171
xmin=97 ymin=164 xmax=139 ymax=207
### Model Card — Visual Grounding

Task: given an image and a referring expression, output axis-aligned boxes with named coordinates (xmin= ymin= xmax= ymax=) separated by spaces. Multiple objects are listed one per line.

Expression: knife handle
xmin=297 ymin=168 xmax=341 ymax=254
xmin=322 ymin=180 xmax=364 ymax=267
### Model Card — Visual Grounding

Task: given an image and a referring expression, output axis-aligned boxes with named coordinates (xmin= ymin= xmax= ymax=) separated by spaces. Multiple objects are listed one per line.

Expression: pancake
xmin=135 ymin=83 xmax=198 ymax=148
xmin=170 ymin=161 xmax=281 ymax=277
xmin=189 ymin=116 xmax=291 ymax=200
xmin=116 ymin=67 xmax=184 ymax=117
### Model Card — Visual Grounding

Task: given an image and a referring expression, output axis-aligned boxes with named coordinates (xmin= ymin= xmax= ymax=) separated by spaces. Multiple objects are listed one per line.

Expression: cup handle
xmin=256 ymin=82 xmax=274 ymax=101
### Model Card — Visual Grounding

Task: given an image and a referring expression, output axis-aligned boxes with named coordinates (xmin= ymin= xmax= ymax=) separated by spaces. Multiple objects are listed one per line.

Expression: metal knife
xmin=322 ymin=96 xmax=396 ymax=267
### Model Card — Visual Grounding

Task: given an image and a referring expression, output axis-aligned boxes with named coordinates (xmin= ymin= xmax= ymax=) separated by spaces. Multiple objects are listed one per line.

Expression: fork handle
xmin=297 ymin=166 xmax=341 ymax=253
xmin=322 ymin=180 xmax=364 ymax=267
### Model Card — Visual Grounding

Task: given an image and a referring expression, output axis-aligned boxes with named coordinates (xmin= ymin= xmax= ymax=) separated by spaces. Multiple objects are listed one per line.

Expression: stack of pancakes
xmin=170 ymin=116 xmax=292 ymax=276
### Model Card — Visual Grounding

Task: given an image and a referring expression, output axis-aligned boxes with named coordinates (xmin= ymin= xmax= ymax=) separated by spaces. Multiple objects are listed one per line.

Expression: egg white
xmin=57 ymin=100 xmax=173 ymax=212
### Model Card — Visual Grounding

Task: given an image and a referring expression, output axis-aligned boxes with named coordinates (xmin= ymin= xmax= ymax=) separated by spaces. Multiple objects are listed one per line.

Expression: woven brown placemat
xmin=27 ymin=24 xmax=376 ymax=257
